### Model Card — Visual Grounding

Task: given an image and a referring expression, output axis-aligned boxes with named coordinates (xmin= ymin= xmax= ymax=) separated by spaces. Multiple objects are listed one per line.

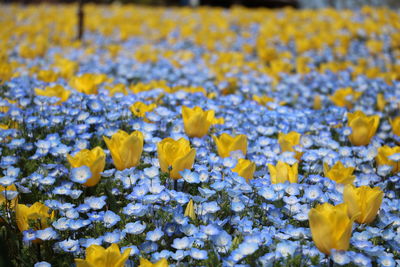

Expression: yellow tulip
xmin=0 ymin=184 xmax=17 ymax=208
xmin=212 ymin=133 xmax=247 ymax=158
xmin=130 ymin=102 xmax=157 ymax=118
xmin=37 ymin=69 xmax=59 ymax=83
xmin=182 ymin=106 xmax=223 ymax=138
xmin=184 ymin=199 xmax=196 ymax=220
xmin=15 ymin=202 xmax=54 ymax=232
xmin=389 ymin=116 xmax=400 ymax=137
xmin=267 ymin=161 xmax=298 ymax=184
xmin=323 ymin=161 xmax=355 ymax=184
xmin=75 ymin=244 xmax=131 ymax=267
xmin=107 ymin=83 xmax=128 ymax=96
xmin=330 ymin=87 xmax=362 ymax=109
xmin=347 ymin=111 xmax=380 ymax=146
xmin=157 ymin=138 xmax=196 ymax=179
xmin=308 ymin=203 xmax=355 ymax=255
xmin=67 ymin=147 xmax=106 ymax=187
xmin=375 ymin=145 xmax=400 ymax=174
xmin=376 ymin=93 xmax=386 ymax=112
xmin=278 ymin=131 xmax=302 ymax=160
xmin=343 ymin=185 xmax=384 ymax=224
xmin=139 ymin=258 xmax=169 ymax=267
xmin=231 ymin=158 xmax=256 ymax=183
xmin=313 ymin=94 xmax=322 ymax=110
xmin=103 ymin=130 xmax=144 ymax=171
xmin=34 ymin=85 xmax=71 ymax=104
xmin=70 ymin=73 xmax=108 ymax=94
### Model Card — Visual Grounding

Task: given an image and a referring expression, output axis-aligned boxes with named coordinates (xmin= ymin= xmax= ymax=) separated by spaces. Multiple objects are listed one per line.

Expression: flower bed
xmin=0 ymin=4 xmax=399 ymax=267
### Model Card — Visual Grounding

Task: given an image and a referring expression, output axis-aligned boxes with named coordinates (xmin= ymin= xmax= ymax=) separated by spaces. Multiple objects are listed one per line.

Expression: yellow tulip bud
xmin=343 ymin=185 xmax=384 ymax=224
xmin=130 ymin=102 xmax=157 ymax=118
xmin=389 ymin=116 xmax=400 ymax=137
xmin=75 ymin=244 xmax=131 ymax=267
xmin=139 ymin=258 xmax=169 ymax=267
xmin=347 ymin=111 xmax=379 ymax=146
xmin=103 ymin=130 xmax=144 ymax=171
xmin=231 ymin=158 xmax=256 ymax=183
xmin=15 ymin=202 xmax=54 ymax=232
xmin=34 ymin=85 xmax=71 ymax=104
xmin=323 ymin=161 xmax=355 ymax=184
xmin=313 ymin=94 xmax=322 ymax=110
xmin=268 ymin=161 xmax=298 ymax=184
xmin=375 ymin=145 xmax=400 ymax=174
xmin=182 ymin=106 xmax=223 ymax=138
xmin=376 ymin=93 xmax=386 ymax=112
xmin=309 ymin=203 xmax=355 ymax=255
xmin=184 ymin=199 xmax=196 ymax=220
xmin=157 ymin=138 xmax=196 ymax=179
xmin=70 ymin=73 xmax=108 ymax=95
xmin=212 ymin=133 xmax=247 ymax=158
xmin=330 ymin=87 xmax=362 ymax=109
xmin=107 ymin=83 xmax=128 ymax=96
xmin=278 ymin=131 xmax=302 ymax=160
xmin=67 ymin=147 xmax=106 ymax=187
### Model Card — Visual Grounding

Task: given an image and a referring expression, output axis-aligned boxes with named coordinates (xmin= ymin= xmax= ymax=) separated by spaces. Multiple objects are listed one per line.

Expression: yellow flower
xmin=0 ymin=184 xmax=17 ymax=208
xmin=182 ymin=106 xmax=223 ymax=138
xmin=184 ymin=199 xmax=196 ymax=220
xmin=343 ymin=185 xmax=384 ymax=224
xmin=308 ymin=203 xmax=355 ymax=255
xmin=157 ymin=138 xmax=196 ymax=179
xmin=130 ymin=102 xmax=157 ymax=118
xmin=103 ymin=130 xmax=144 ymax=171
xmin=278 ymin=131 xmax=302 ymax=160
xmin=376 ymin=93 xmax=386 ymax=112
xmin=212 ymin=133 xmax=247 ymax=158
xmin=267 ymin=161 xmax=298 ymax=184
xmin=323 ymin=161 xmax=355 ymax=184
xmin=67 ymin=147 xmax=106 ymax=187
xmin=330 ymin=87 xmax=362 ymax=109
xmin=139 ymin=258 xmax=169 ymax=267
xmin=347 ymin=111 xmax=380 ymax=146
xmin=37 ymin=69 xmax=59 ymax=83
xmin=107 ymin=83 xmax=128 ymax=96
xmin=15 ymin=202 xmax=54 ymax=232
xmin=313 ymin=94 xmax=322 ymax=110
xmin=75 ymin=243 xmax=131 ymax=267
xmin=389 ymin=116 xmax=400 ymax=137
xmin=232 ymin=159 xmax=256 ymax=183
xmin=375 ymin=145 xmax=400 ymax=174
xmin=34 ymin=85 xmax=71 ymax=104
xmin=70 ymin=73 xmax=108 ymax=94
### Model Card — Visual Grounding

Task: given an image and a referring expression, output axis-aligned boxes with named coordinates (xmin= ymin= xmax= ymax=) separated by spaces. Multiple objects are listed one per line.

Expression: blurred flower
xmin=376 ymin=146 xmax=400 ymax=174
xmin=268 ymin=161 xmax=298 ymax=184
xmin=130 ymin=102 xmax=157 ymax=118
xmin=184 ymin=199 xmax=196 ymax=220
xmin=213 ymin=133 xmax=247 ymax=158
xmin=103 ymin=130 xmax=144 ymax=170
xmin=389 ymin=116 xmax=400 ymax=137
xmin=323 ymin=161 xmax=355 ymax=184
xmin=343 ymin=185 xmax=383 ymax=224
xmin=70 ymin=73 xmax=108 ymax=94
xmin=330 ymin=87 xmax=362 ymax=109
xmin=34 ymin=85 xmax=70 ymax=104
xmin=376 ymin=93 xmax=386 ymax=112
xmin=0 ymin=184 xmax=18 ymax=207
xmin=67 ymin=147 xmax=106 ymax=186
xmin=278 ymin=131 xmax=302 ymax=160
xmin=75 ymin=243 xmax=131 ymax=267
xmin=308 ymin=203 xmax=355 ymax=255
xmin=347 ymin=111 xmax=379 ymax=146
xmin=157 ymin=137 xmax=196 ymax=179
xmin=139 ymin=258 xmax=169 ymax=267
xmin=182 ymin=106 xmax=223 ymax=138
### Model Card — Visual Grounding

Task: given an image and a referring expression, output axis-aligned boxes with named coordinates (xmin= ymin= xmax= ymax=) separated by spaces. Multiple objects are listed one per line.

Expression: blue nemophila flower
xmin=180 ymin=169 xmax=200 ymax=183
xmin=146 ymin=227 xmax=164 ymax=242
xmin=123 ymin=203 xmax=147 ymax=216
xmin=303 ymin=185 xmax=322 ymax=201
xmin=124 ymin=221 xmax=146 ymax=235
xmin=352 ymin=253 xmax=372 ymax=267
xmin=103 ymin=210 xmax=121 ymax=228
xmin=331 ymin=250 xmax=351 ymax=265
xmin=23 ymin=229 xmax=37 ymax=243
xmin=58 ymin=239 xmax=80 ymax=253
xmin=70 ymin=166 xmax=91 ymax=184
xmin=172 ymin=237 xmax=191 ymax=250
xmin=36 ymin=227 xmax=58 ymax=240
xmin=34 ymin=262 xmax=51 ymax=267
xmin=190 ymin=248 xmax=208 ymax=260
xmin=84 ymin=196 xmax=107 ymax=210
xmin=0 ymin=189 xmax=18 ymax=200
xmin=103 ymin=230 xmax=125 ymax=243
xmin=276 ymin=241 xmax=298 ymax=258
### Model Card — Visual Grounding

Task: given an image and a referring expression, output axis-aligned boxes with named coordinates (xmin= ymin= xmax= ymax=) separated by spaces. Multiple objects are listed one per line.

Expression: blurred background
xmin=2 ymin=0 xmax=400 ymax=8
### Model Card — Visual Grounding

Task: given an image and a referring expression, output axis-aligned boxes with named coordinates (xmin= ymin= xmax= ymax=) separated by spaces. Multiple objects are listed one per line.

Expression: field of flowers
xmin=0 ymin=4 xmax=400 ymax=267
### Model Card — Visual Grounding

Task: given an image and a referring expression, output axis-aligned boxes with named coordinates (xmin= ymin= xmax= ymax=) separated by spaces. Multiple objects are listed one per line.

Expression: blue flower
xmin=331 ymin=250 xmax=351 ymax=265
xmin=36 ymin=227 xmax=58 ymax=240
xmin=181 ymin=169 xmax=200 ymax=183
xmin=190 ymin=248 xmax=208 ymax=260
xmin=146 ymin=227 xmax=164 ymax=242
xmin=124 ymin=221 xmax=146 ymax=235
xmin=70 ymin=166 xmax=91 ymax=184
xmin=34 ymin=261 xmax=51 ymax=267
xmin=58 ymin=239 xmax=80 ymax=253
xmin=103 ymin=210 xmax=121 ymax=228
xmin=172 ymin=237 xmax=191 ymax=250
